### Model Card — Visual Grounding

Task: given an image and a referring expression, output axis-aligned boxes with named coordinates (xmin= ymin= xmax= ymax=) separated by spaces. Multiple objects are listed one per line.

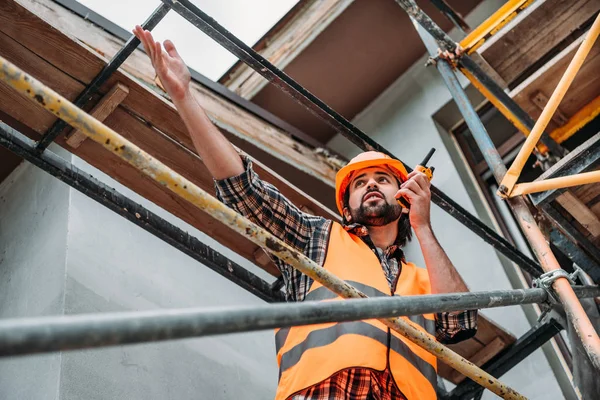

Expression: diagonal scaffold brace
xmin=411 ymin=17 xmax=600 ymax=372
xmin=0 ymin=56 xmax=525 ymax=399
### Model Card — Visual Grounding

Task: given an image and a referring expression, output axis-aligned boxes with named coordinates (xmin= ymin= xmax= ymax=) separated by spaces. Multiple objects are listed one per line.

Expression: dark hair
xmin=342 ymin=177 xmax=413 ymax=247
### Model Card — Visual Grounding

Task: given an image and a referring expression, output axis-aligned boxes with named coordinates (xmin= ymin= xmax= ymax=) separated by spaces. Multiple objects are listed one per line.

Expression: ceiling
xmin=247 ymin=0 xmax=482 ymax=146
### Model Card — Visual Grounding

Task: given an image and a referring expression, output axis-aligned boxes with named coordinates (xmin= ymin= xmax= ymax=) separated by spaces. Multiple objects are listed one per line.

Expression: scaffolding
xmin=0 ymin=0 xmax=599 ymax=398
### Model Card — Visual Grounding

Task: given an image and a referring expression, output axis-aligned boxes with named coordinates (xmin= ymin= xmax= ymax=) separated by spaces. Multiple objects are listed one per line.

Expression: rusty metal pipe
xmin=416 ymin=23 xmax=600 ymax=372
xmin=0 ymin=56 xmax=525 ymax=399
xmin=499 ymin=13 xmax=600 ymax=196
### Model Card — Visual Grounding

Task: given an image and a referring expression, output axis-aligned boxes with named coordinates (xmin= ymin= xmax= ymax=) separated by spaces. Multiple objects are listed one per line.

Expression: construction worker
xmin=134 ymin=27 xmax=477 ymax=400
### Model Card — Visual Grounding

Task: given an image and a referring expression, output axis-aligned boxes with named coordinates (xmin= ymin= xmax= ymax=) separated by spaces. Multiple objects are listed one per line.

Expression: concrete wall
xmin=0 ymin=149 xmax=70 ymax=400
xmin=0 ymin=150 xmax=277 ymax=399
xmin=327 ymin=1 xmax=567 ymax=399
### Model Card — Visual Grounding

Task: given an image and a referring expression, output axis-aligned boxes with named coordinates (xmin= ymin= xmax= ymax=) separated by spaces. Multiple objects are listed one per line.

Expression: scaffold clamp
xmin=533 ymin=268 xmax=581 ymax=305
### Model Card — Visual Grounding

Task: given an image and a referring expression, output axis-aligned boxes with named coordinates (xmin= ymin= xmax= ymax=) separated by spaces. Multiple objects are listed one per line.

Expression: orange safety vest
xmin=274 ymin=222 xmax=438 ymax=400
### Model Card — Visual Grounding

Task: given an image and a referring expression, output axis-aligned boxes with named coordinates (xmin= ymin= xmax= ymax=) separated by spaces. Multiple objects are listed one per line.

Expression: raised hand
xmin=133 ymin=26 xmax=191 ymax=102
xmin=395 ymin=170 xmax=432 ymax=231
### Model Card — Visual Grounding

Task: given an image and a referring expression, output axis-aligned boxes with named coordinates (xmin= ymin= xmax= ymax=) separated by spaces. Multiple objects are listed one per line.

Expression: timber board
xmin=479 ymin=0 xmax=600 ymax=86
xmin=0 ymin=0 xmax=341 ymax=277
xmin=0 ymin=0 xmax=341 ymax=203
xmin=510 ymin=34 xmax=600 ymax=133
xmin=439 ymin=314 xmax=516 ymax=384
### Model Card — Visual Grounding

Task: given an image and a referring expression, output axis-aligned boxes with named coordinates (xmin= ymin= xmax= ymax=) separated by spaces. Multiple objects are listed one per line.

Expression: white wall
xmin=59 ymin=155 xmax=278 ymax=400
xmin=327 ymin=1 xmax=566 ymax=398
xmin=0 ymin=149 xmax=70 ymax=400
xmin=0 ymin=148 xmax=277 ymax=399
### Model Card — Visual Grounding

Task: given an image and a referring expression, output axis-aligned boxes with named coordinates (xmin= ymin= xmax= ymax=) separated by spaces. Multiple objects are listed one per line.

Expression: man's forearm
xmin=173 ymin=89 xmax=244 ymax=180
xmin=414 ymin=225 xmax=469 ymax=294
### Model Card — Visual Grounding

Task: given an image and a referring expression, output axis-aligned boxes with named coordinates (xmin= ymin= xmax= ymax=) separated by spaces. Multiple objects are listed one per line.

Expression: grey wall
xmin=0 ymin=149 xmax=277 ymax=399
xmin=0 ymin=148 xmax=70 ymax=400
xmin=327 ymin=1 xmax=568 ymax=399
xmin=60 ymin=156 xmax=277 ymax=400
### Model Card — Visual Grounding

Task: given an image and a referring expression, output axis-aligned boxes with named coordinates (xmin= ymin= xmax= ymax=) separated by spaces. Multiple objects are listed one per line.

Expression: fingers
xmin=400 ymin=179 xmax=425 ymax=197
xmin=405 ymin=171 xmax=430 ymax=192
xmin=163 ymin=40 xmax=181 ymax=59
xmin=132 ymin=26 xmax=162 ymax=67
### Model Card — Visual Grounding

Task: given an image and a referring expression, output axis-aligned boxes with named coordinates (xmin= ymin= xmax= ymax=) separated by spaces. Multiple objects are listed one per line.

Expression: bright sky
xmin=76 ymin=0 xmax=299 ymax=81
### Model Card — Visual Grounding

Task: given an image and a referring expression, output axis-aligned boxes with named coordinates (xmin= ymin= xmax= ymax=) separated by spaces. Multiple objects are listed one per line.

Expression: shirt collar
xmin=343 ymin=223 xmax=406 ymax=262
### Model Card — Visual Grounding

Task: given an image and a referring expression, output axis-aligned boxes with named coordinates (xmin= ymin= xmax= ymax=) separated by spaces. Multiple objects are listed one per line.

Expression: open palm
xmin=133 ymin=26 xmax=191 ymax=101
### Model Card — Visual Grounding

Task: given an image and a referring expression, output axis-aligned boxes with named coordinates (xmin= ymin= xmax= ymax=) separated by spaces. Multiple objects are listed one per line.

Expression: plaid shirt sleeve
xmin=435 ymin=309 xmax=478 ymax=344
xmin=214 ymin=155 xmax=324 ymax=264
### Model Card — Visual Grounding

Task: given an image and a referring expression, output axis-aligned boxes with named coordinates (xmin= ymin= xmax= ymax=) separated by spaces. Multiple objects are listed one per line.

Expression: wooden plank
xmin=438 ymin=315 xmax=516 ymax=383
xmin=556 ymin=191 xmax=600 ymax=238
xmin=0 ymin=5 xmax=340 ymax=277
xmin=529 ymin=91 xmax=569 ymax=127
xmin=0 ymin=0 xmax=339 ymax=192
xmin=222 ymin=0 xmax=354 ymax=99
xmin=66 ymin=83 xmax=129 ymax=149
xmin=479 ymin=0 xmax=600 ymax=85
xmin=510 ymin=32 xmax=600 ymax=133
xmin=449 ymin=337 xmax=507 ymax=384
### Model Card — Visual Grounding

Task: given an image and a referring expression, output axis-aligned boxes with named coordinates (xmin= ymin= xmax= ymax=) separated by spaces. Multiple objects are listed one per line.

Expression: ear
xmin=343 ymin=207 xmax=352 ymax=223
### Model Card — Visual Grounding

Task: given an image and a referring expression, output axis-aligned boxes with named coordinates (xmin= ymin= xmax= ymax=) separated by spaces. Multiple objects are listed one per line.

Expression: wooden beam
xmin=4 ymin=0 xmax=339 ymax=191
xmin=221 ymin=0 xmax=354 ymax=99
xmin=557 ymin=191 xmax=600 ymax=238
xmin=510 ymin=30 xmax=600 ymax=135
xmin=66 ymin=83 xmax=129 ymax=149
xmin=529 ymin=91 xmax=568 ymax=127
xmin=0 ymin=0 xmax=341 ymax=277
xmin=479 ymin=0 xmax=600 ymax=85
xmin=449 ymin=336 xmax=507 ymax=384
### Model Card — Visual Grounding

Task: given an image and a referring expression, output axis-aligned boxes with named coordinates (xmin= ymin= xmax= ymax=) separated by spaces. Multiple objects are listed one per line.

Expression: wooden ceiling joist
xmin=220 ymin=0 xmax=354 ymax=100
xmin=0 ymin=0 xmax=342 ymax=276
xmin=478 ymin=0 xmax=600 ymax=86
xmin=510 ymin=29 xmax=600 ymax=139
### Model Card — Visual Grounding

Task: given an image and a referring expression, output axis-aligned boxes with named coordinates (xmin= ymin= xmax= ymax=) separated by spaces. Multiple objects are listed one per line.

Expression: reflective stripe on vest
xmin=278 ymin=321 xmax=437 ymax=387
xmin=274 ymin=222 xmax=438 ymax=400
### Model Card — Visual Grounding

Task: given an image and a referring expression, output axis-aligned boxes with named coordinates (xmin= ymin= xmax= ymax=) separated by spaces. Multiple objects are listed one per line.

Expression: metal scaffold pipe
xmin=414 ymin=22 xmax=600 ymax=372
xmin=0 ymin=286 xmax=598 ymax=358
xmin=0 ymin=56 xmax=524 ymax=399
xmin=499 ymin=13 xmax=600 ymax=196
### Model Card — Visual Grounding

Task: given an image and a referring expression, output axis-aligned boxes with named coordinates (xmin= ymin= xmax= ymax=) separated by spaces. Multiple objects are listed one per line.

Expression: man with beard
xmin=134 ymin=26 xmax=477 ymax=400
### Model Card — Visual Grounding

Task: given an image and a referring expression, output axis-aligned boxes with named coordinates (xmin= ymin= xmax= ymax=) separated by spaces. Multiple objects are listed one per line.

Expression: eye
xmin=354 ymin=180 xmax=365 ymax=188
xmin=378 ymin=176 xmax=390 ymax=183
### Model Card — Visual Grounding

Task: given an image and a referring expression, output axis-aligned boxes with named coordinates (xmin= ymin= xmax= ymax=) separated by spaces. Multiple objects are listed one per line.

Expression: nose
xmin=366 ymin=178 xmax=379 ymax=190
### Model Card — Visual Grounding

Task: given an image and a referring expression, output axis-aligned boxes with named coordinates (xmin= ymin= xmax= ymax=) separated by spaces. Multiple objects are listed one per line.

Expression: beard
xmin=349 ymin=191 xmax=402 ymax=227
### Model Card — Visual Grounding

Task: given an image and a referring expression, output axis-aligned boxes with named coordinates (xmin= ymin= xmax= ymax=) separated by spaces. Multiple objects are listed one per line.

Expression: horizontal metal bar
xmin=0 ymin=122 xmax=283 ymax=303
xmin=35 ymin=2 xmax=172 ymax=151
xmin=512 ymin=170 xmax=600 ymax=197
xmin=1 ymin=286 xmax=598 ymax=358
xmin=530 ymin=133 xmax=600 ymax=207
xmin=163 ymin=0 xmax=543 ymax=279
xmin=0 ymin=56 xmax=526 ymax=398
xmin=446 ymin=317 xmax=564 ymax=399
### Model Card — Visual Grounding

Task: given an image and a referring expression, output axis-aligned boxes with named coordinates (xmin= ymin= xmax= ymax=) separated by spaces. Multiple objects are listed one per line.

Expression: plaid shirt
xmin=216 ymin=157 xmax=477 ymax=398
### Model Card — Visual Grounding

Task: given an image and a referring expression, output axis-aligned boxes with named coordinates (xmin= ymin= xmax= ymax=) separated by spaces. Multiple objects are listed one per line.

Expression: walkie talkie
xmin=396 ymin=148 xmax=436 ymax=210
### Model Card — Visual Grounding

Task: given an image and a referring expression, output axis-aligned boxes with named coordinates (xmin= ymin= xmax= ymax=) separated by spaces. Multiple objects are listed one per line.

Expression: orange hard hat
xmin=335 ymin=151 xmax=408 ymax=215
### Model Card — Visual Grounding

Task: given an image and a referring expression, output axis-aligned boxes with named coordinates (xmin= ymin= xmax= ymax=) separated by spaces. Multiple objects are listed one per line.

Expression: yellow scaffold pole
xmin=498 ymin=13 xmax=600 ymax=198
xmin=0 ymin=56 xmax=526 ymax=400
